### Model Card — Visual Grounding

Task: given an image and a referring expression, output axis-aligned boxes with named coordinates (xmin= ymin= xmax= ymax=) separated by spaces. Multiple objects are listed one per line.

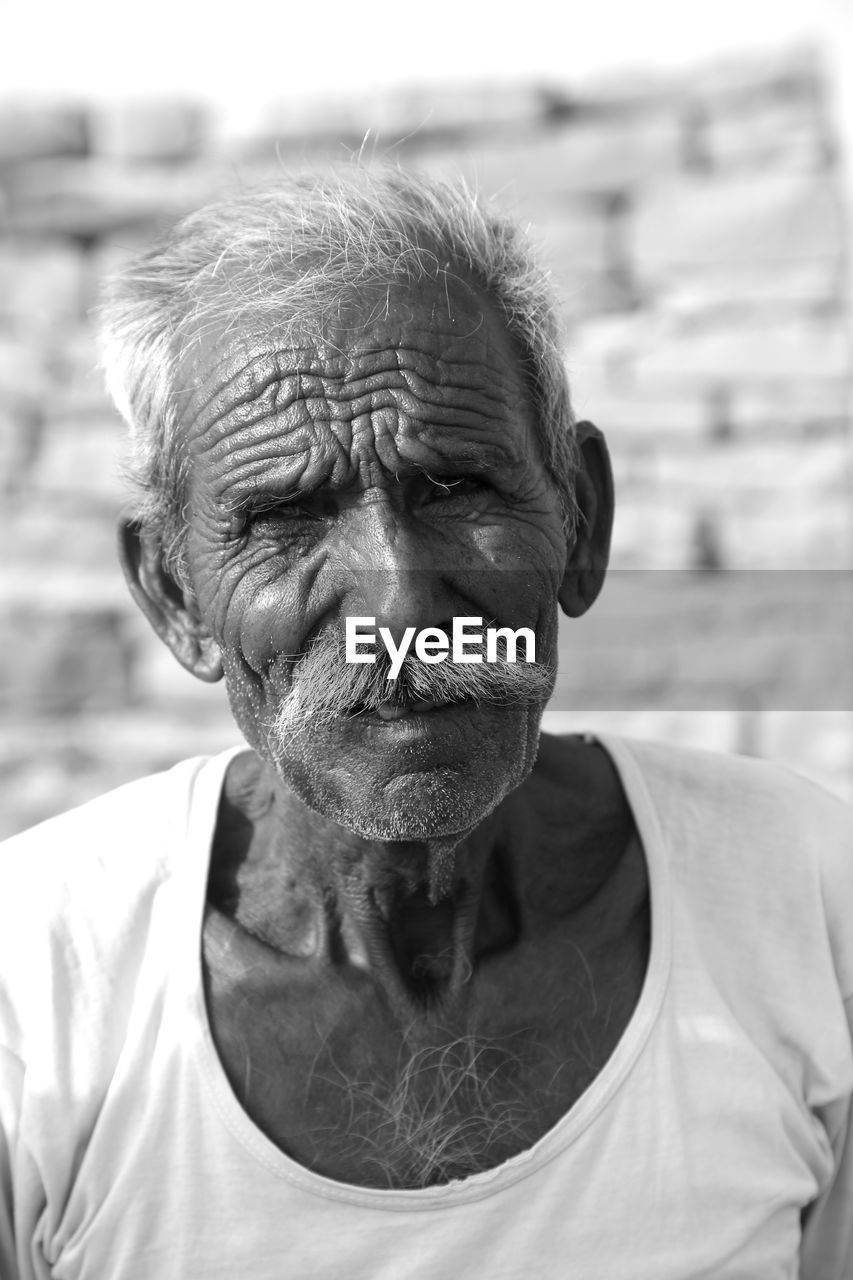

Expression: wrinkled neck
xmin=208 ymin=757 xmax=519 ymax=1018
xmin=274 ymin=790 xmax=517 ymax=1016
xmin=321 ymin=828 xmax=517 ymax=1016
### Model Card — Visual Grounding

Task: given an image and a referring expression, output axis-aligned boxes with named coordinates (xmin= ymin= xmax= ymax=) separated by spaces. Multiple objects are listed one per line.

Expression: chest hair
xmin=202 ymin=898 xmax=649 ymax=1189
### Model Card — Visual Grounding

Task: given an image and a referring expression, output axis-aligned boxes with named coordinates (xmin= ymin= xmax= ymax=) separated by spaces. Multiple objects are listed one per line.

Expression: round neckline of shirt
xmin=185 ymin=733 xmax=673 ymax=1211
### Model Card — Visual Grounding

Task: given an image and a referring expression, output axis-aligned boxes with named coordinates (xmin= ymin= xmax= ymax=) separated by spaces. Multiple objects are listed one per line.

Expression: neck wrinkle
xmin=317 ymin=826 xmax=513 ymax=1019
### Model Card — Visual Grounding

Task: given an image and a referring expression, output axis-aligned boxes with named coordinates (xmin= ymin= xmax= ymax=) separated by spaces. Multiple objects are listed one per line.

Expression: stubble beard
xmin=223 ymin=629 xmax=553 ymax=864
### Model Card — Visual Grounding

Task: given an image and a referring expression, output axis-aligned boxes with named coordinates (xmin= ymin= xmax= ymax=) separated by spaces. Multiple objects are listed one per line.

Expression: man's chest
xmin=201 ymin=902 xmax=649 ymax=1189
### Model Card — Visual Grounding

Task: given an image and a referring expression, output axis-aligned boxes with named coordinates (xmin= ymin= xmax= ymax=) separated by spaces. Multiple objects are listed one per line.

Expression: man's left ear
xmin=558 ymin=420 xmax=614 ymax=619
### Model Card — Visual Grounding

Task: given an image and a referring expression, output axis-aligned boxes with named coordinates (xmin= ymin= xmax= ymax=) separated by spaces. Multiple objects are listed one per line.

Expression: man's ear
xmin=118 ymin=518 xmax=223 ymax=683
xmin=558 ymin=420 xmax=615 ymax=619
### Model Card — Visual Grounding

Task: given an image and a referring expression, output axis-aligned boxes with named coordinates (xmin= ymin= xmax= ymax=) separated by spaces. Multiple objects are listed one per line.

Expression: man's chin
xmin=260 ymin=696 xmax=544 ymax=841
xmin=281 ymin=762 xmax=497 ymax=843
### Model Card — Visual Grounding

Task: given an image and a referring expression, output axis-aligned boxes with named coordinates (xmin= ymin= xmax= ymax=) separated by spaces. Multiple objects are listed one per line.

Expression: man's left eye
xmin=423 ymin=477 xmax=490 ymax=504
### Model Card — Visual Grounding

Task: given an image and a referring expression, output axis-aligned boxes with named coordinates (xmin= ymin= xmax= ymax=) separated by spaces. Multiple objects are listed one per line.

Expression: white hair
xmin=98 ymin=165 xmax=579 ymax=583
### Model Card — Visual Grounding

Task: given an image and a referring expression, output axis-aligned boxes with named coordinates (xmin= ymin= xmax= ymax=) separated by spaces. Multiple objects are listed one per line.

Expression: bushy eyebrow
xmin=391 ymin=430 xmax=520 ymax=472
xmin=222 ymin=480 xmax=325 ymax=515
xmin=219 ymin=451 xmax=512 ymax=521
xmin=392 ymin=453 xmax=504 ymax=479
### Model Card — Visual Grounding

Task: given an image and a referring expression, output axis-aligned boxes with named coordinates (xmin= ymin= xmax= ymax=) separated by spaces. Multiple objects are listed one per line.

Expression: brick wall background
xmin=1 ymin=46 xmax=851 ymax=837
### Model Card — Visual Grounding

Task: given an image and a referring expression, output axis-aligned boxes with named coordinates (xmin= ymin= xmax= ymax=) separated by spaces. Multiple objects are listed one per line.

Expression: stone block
xmin=714 ymin=499 xmax=851 ymax=570
xmin=728 ymin=381 xmax=850 ymax=436
xmin=47 ymin=323 xmax=113 ymax=418
xmin=656 ymin=260 xmax=845 ymax=314
xmin=703 ymin=94 xmax=825 ymax=171
xmin=265 ymin=83 xmax=546 ymax=143
xmin=0 ymin=102 xmax=88 ymax=162
xmin=0 ymin=605 xmax=134 ymax=715
xmin=652 ymin=437 xmax=851 ymax=504
xmin=0 ymin=239 xmax=85 ymax=329
xmin=0 ymin=406 xmax=26 ymax=490
xmin=680 ymin=50 xmax=824 ymax=175
xmin=0 ymin=334 xmax=51 ymax=405
xmin=0 ymin=506 xmax=127 ymax=610
xmin=630 ymin=316 xmax=850 ymax=386
xmin=614 ymin=436 xmax=851 ymax=565
xmin=0 ymin=403 xmax=44 ymax=493
xmin=570 ymin=372 xmax=709 ymax=440
xmin=608 ymin=469 xmax=851 ymax=570
xmin=532 ymin=206 xmax=610 ymax=273
xmin=89 ymin=101 xmax=207 ymax=162
xmin=3 ymin=158 xmax=218 ymax=242
xmin=565 ymin=313 xmax=651 ymax=387
xmin=32 ymin=413 xmax=127 ymax=510
xmin=608 ymin=500 xmax=695 ymax=570
xmin=0 ymin=698 xmax=240 ymax=838
xmin=420 ymin=111 xmax=682 ymax=205
xmin=632 ymin=171 xmax=843 ymax=281
xmin=684 ymin=46 xmax=820 ymax=109
xmin=557 ymin=277 xmax=631 ymax=323
xmin=553 ymin=567 xmax=852 ymax=714
xmin=527 ymin=207 xmax=614 ymax=316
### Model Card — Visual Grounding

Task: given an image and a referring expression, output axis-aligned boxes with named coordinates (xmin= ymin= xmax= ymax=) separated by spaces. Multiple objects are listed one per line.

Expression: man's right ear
xmin=118 ymin=518 xmax=223 ymax=683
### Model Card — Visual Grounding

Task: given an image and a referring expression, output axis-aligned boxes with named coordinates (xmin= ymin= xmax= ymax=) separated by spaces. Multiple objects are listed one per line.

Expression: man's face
xmin=175 ymin=277 xmax=570 ymax=840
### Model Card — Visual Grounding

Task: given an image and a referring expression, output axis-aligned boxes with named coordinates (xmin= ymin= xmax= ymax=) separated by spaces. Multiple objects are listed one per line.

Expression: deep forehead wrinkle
xmin=180 ymin=280 xmax=543 ymax=506
xmin=217 ymin=422 xmax=521 ymax=512
xmin=204 ymin=401 xmax=526 ymax=514
xmin=186 ymin=338 xmax=524 ymax=453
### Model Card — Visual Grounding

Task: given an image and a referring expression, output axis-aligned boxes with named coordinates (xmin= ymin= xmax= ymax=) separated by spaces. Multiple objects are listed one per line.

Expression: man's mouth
xmin=347 ymin=697 xmax=469 ymax=722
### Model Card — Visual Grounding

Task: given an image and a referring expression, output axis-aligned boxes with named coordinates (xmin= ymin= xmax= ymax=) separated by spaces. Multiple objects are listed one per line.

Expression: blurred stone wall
xmin=1 ymin=47 xmax=851 ymax=837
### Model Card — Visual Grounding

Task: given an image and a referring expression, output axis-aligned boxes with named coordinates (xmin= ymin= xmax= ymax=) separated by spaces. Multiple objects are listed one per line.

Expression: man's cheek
xmin=213 ymin=580 xmax=306 ymax=677
xmin=215 ymin=609 xmax=290 ymax=707
xmin=218 ymin=650 xmax=267 ymax=748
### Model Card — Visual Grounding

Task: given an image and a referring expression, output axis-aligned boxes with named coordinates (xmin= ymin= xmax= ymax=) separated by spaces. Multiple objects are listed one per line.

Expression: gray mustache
xmin=271 ymin=630 xmax=554 ymax=731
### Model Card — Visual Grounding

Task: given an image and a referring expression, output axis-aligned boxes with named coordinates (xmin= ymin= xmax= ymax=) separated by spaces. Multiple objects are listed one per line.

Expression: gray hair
xmin=98 ymin=165 xmax=579 ymax=584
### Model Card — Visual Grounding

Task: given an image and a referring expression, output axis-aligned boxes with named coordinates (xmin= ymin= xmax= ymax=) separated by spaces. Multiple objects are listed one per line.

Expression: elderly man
xmin=1 ymin=167 xmax=851 ymax=1279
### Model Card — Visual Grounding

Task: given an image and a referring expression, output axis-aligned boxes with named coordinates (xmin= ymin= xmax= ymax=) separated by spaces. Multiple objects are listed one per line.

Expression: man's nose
xmin=341 ymin=504 xmax=453 ymax=644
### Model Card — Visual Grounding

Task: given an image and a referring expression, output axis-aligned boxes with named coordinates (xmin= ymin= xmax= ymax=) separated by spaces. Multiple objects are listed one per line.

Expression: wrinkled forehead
xmin=174 ymin=274 xmax=537 ymax=461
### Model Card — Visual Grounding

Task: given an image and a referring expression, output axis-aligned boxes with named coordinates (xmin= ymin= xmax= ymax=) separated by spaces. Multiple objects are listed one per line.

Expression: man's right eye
xmin=237 ymin=492 xmax=338 ymax=532
xmin=253 ymin=504 xmax=317 ymax=522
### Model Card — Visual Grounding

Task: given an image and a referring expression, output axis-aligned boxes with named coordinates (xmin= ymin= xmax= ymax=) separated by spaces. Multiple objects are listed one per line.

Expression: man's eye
xmin=238 ymin=501 xmax=327 ymax=535
xmin=252 ymin=505 xmax=313 ymax=523
xmin=423 ymin=476 xmax=490 ymax=504
xmin=239 ymin=490 xmax=341 ymax=529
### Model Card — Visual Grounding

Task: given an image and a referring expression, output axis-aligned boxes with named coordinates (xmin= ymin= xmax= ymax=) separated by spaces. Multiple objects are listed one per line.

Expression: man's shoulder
xmin=537 ymin=730 xmax=851 ymax=855
xmin=0 ymin=749 xmax=239 ymax=1060
xmin=608 ymin=733 xmax=853 ymax=925
xmin=1 ymin=750 xmax=227 ymax=874
xmin=608 ymin=733 xmax=851 ymax=830
xmin=0 ymin=751 xmax=237 ymax=979
xmin=609 ymin=734 xmax=853 ymax=995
